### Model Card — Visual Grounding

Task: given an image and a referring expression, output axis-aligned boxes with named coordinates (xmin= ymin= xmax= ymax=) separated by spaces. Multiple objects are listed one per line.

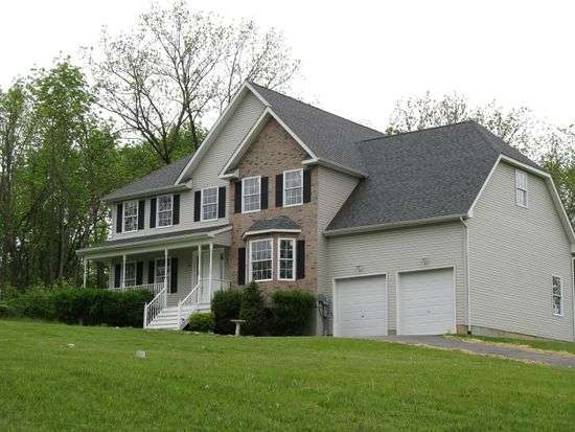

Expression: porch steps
xmin=146 ymin=304 xmax=210 ymax=330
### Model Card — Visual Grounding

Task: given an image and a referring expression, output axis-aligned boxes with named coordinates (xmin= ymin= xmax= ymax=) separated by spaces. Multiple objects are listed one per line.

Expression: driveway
xmin=373 ymin=335 xmax=575 ymax=368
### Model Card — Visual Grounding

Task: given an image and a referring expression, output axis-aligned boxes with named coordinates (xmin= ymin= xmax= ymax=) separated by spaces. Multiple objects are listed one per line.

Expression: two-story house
xmin=78 ymin=82 xmax=575 ymax=341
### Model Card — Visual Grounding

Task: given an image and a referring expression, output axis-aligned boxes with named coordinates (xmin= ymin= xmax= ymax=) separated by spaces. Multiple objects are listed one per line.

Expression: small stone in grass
xmin=135 ymin=350 xmax=146 ymax=359
xmin=67 ymin=343 xmax=75 ymax=348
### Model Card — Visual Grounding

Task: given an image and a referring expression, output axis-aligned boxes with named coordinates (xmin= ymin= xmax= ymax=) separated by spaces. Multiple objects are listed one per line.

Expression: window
xmin=283 ymin=169 xmax=303 ymax=207
xmin=157 ymin=195 xmax=173 ymax=227
xmin=515 ymin=169 xmax=528 ymax=207
xmin=278 ymin=238 xmax=296 ymax=280
xmin=250 ymin=239 xmax=273 ymax=281
xmin=552 ymin=276 xmax=563 ymax=316
xmin=201 ymin=187 xmax=218 ymax=221
xmin=123 ymin=201 xmax=139 ymax=232
xmin=124 ymin=262 xmax=136 ymax=287
xmin=155 ymin=258 xmax=171 ymax=285
xmin=242 ymin=176 xmax=261 ymax=213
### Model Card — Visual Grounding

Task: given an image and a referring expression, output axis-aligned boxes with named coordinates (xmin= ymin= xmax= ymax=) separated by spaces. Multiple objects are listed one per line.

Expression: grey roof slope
xmin=98 ymin=225 xmax=228 ymax=247
xmin=326 ymin=121 xmax=542 ymax=232
xmin=250 ymin=82 xmax=384 ymax=173
xmin=247 ymin=216 xmax=301 ymax=232
xmin=103 ymin=154 xmax=193 ymax=202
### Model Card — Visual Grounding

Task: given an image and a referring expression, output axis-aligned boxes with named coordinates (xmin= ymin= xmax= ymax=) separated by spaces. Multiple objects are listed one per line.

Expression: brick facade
xmin=229 ymin=118 xmax=318 ymax=296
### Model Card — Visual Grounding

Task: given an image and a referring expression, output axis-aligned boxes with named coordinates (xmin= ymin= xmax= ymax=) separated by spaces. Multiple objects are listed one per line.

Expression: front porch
xmin=78 ymin=226 xmax=232 ymax=330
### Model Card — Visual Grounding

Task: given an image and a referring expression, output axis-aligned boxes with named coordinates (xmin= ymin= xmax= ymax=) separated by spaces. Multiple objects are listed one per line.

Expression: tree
xmin=87 ymin=0 xmax=299 ymax=165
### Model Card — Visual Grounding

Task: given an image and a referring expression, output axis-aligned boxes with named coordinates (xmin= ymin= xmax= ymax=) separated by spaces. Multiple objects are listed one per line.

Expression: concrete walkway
xmin=373 ymin=336 xmax=575 ymax=368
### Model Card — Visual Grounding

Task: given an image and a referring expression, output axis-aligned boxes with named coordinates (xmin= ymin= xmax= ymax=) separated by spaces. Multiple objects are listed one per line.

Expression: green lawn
xmin=1 ymin=320 xmax=574 ymax=431
xmin=455 ymin=335 xmax=575 ymax=355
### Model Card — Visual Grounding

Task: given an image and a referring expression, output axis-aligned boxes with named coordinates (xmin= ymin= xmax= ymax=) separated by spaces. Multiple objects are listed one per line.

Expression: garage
xmin=398 ymin=268 xmax=455 ymax=335
xmin=334 ymin=275 xmax=388 ymax=337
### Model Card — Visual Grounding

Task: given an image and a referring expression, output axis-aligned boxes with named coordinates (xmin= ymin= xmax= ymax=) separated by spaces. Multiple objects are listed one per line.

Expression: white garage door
xmin=335 ymin=275 xmax=388 ymax=337
xmin=398 ymin=268 xmax=455 ymax=335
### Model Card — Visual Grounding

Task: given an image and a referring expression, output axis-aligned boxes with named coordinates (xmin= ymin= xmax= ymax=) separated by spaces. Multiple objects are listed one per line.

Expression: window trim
xmin=283 ymin=168 xmax=304 ymax=207
xmin=154 ymin=257 xmax=171 ymax=285
xmin=156 ymin=194 xmax=174 ymax=228
xmin=123 ymin=261 xmax=137 ymax=287
xmin=515 ymin=169 xmax=528 ymax=208
xmin=123 ymin=200 xmax=139 ymax=232
xmin=277 ymin=237 xmax=296 ymax=281
xmin=552 ymin=275 xmax=563 ymax=317
xmin=242 ymin=176 xmax=261 ymax=214
xmin=200 ymin=187 xmax=219 ymax=222
xmin=248 ymin=238 xmax=273 ymax=282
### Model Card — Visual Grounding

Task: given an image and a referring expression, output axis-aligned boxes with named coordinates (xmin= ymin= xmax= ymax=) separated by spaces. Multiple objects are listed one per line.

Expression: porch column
xmin=122 ymin=254 xmax=127 ymax=289
xmin=208 ymin=243 xmax=213 ymax=298
xmin=82 ymin=258 xmax=88 ymax=288
xmin=164 ymin=248 xmax=169 ymax=293
xmin=197 ymin=244 xmax=202 ymax=283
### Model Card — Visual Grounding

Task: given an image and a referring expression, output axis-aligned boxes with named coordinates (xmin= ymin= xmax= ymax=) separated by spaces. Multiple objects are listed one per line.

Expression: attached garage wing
xmin=334 ymin=275 xmax=388 ymax=337
xmin=398 ymin=268 xmax=455 ymax=335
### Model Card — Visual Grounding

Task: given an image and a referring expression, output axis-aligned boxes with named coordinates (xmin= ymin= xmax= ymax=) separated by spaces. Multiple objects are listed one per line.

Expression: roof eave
xmin=102 ymin=183 xmax=192 ymax=204
xmin=302 ymin=158 xmax=367 ymax=178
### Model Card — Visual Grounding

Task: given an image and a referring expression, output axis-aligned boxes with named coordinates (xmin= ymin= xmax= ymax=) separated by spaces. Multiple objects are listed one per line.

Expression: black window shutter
xmin=136 ymin=262 xmax=144 ymax=285
xmin=261 ymin=176 xmax=269 ymax=210
xmin=194 ymin=191 xmax=201 ymax=222
xmin=296 ymin=240 xmax=305 ymax=279
xmin=218 ymin=187 xmax=226 ymax=218
xmin=234 ymin=180 xmax=242 ymax=214
xmin=238 ymin=247 xmax=246 ymax=285
xmin=114 ymin=264 xmax=121 ymax=288
xmin=138 ymin=200 xmax=145 ymax=230
xmin=173 ymin=194 xmax=180 ymax=225
xmin=149 ymin=198 xmax=156 ymax=228
xmin=275 ymin=174 xmax=283 ymax=207
xmin=170 ymin=258 xmax=178 ymax=293
xmin=303 ymin=169 xmax=312 ymax=203
xmin=148 ymin=261 xmax=155 ymax=284
xmin=116 ymin=203 xmax=123 ymax=233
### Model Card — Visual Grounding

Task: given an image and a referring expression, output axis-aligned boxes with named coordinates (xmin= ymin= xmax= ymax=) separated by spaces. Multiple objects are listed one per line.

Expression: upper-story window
xmin=515 ymin=169 xmax=528 ymax=208
xmin=157 ymin=195 xmax=173 ymax=227
xmin=242 ymin=176 xmax=261 ymax=213
xmin=201 ymin=187 xmax=218 ymax=221
xmin=123 ymin=201 xmax=139 ymax=232
xmin=283 ymin=169 xmax=303 ymax=207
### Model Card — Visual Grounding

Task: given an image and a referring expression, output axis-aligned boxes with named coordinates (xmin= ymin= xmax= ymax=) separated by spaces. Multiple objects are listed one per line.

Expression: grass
xmin=1 ymin=320 xmax=574 ymax=431
xmin=456 ymin=335 xmax=575 ymax=355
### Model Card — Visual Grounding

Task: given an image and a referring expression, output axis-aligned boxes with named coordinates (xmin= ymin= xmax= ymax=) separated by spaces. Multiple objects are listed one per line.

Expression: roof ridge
xmin=249 ymin=81 xmax=385 ymax=136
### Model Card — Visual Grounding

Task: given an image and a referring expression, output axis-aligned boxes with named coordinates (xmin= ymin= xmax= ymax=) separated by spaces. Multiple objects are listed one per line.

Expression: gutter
xmin=460 ymin=216 xmax=472 ymax=332
xmin=323 ymin=214 xmax=468 ymax=237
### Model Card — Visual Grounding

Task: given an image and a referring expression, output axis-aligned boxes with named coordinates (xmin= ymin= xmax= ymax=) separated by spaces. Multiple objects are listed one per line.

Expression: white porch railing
xmin=143 ymin=287 xmax=167 ymax=329
xmin=109 ymin=282 xmax=165 ymax=296
xmin=178 ymin=278 xmax=231 ymax=329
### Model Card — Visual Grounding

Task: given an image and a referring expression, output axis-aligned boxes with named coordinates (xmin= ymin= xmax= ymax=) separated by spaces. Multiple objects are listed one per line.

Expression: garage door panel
xmin=335 ymin=275 xmax=388 ymax=337
xmin=399 ymin=268 xmax=454 ymax=335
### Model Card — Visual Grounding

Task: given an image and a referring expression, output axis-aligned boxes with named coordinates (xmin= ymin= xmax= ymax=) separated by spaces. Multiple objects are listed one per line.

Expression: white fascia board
xmin=466 ymin=156 xmax=501 ymax=217
xmin=302 ymin=158 xmax=367 ymax=179
xmin=175 ymin=82 xmax=254 ymax=185
xmin=242 ymin=228 xmax=301 ymax=239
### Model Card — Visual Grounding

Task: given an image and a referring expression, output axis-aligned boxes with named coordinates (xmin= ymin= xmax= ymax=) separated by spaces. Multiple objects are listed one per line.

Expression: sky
xmin=1 ymin=0 xmax=574 ymax=131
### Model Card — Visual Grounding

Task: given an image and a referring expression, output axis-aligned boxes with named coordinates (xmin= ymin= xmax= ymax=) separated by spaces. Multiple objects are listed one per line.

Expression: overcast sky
xmin=1 ymin=0 xmax=573 ymax=131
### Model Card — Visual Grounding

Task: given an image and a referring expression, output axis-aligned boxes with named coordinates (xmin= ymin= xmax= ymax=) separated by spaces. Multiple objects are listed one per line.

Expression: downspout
xmin=460 ymin=217 xmax=472 ymax=333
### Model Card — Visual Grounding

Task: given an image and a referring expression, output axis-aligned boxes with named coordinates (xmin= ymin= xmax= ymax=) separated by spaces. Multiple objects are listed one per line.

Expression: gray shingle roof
xmin=247 ymin=216 xmax=301 ymax=233
xmin=250 ymin=83 xmax=384 ymax=173
xmin=326 ymin=121 xmax=541 ymax=232
xmin=102 ymin=154 xmax=193 ymax=202
xmin=98 ymin=225 xmax=228 ymax=248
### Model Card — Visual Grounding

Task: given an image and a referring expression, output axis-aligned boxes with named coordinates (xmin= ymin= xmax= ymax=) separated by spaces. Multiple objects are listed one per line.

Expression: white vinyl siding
xmin=249 ymin=238 xmax=273 ymax=282
xmin=278 ymin=238 xmax=296 ymax=281
xmin=468 ymin=161 xmax=573 ymax=341
xmin=242 ymin=176 xmax=261 ymax=213
xmin=283 ymin=169 xmax=303 ymax=207
xmin=515 ymin=169 xmax=528 ymax=208
xmin=201 ymin=187 xmax=218 ymax=221
xmin=123 ymin=201 xmax=138 ymax=232
xmin=552 ymin=276 xmax=563 ymax=316
xmin=157 ymin=195 xmax=173 ymax=227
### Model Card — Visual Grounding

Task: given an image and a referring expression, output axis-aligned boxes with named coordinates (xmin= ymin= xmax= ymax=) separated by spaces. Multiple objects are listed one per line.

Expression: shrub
xmin=0 ymin=302 xmax=15 ymax=318
xmin=187 ymin=312 xmax=214 ymax=332
xmin=271 ymin=290 xmax=316 ymax=336
xmin=239 ymin=282 xmax=268 ymax=336
xmin=211 ymin=289 xmax=242 ymax=334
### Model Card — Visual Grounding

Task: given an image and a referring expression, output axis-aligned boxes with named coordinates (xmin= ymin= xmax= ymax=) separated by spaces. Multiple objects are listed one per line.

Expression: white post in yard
xmin=122 ymin=255 xmax=127 ymax=290
xmin=208 ymin=243 xmax=213 ymax=301
xmin=82 ymin=258 xmax=88 ymax=288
